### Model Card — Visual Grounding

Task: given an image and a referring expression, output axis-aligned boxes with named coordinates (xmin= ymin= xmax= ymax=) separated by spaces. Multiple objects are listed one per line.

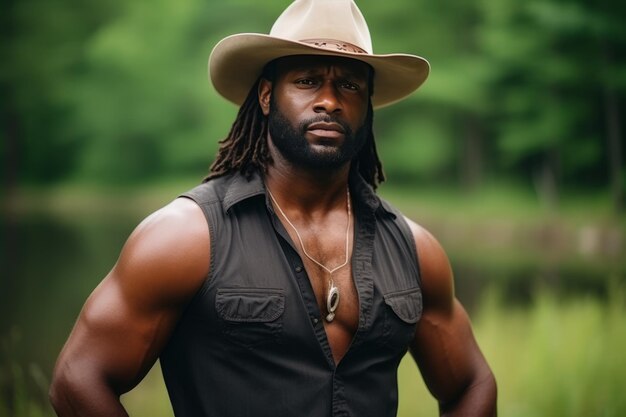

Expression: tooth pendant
xmin=325 ymin=280 xmax=340 ymax=322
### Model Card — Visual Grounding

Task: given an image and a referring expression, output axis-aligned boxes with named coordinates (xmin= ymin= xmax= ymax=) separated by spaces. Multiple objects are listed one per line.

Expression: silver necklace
xmin=267 ymin=186 xmax=351 ymax=322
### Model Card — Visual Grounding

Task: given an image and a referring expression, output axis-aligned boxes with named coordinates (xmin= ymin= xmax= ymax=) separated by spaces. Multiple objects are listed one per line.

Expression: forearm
xmin=49 ymin=371 xmax=129 ymax=417
xmin=439 ymin=372 xmax=497 ymax=417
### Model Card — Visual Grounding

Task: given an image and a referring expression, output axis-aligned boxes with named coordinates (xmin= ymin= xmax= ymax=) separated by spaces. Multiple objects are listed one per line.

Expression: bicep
xmin=59 ymin=275 xmax=176 ymax=394
xmin=410 ymin=299 xmax=486 ymax=403
xmin=406 ymin=219 xmax=489 ymax=403
xmin=54 ymin=198 xmax=210 ymax=394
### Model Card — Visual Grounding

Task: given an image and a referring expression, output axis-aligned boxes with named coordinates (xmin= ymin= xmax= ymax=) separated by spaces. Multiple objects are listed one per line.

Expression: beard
xmin=267 ymin=99 xmax=370 ymax=170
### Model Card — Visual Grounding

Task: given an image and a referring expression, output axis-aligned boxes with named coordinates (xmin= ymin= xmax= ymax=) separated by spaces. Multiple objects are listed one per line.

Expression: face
xmin=258 ymin=55 xmax=372 ymax=170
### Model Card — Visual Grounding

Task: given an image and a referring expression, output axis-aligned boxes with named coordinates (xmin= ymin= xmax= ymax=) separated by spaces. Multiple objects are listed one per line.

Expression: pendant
xmin=325 ymin=281 xmax=340 ymax=322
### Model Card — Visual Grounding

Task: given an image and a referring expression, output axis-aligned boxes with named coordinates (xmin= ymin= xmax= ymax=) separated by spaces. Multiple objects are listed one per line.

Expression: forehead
xmin=272 ymin=55 xmax=372 ymax=79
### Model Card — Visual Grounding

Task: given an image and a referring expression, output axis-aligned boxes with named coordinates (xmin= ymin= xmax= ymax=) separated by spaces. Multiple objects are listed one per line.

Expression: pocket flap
xmin=383 ymin=288 xmax=423 ymax=324
xmin=216 ymin=288 xmax=285 ymax=322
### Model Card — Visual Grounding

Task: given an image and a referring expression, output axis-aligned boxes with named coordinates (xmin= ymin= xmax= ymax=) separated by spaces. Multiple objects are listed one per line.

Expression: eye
xmin=340 ymin=80 xmax=360 ymax=91
xmin=295 ymin=78 xmax=316 ymax=87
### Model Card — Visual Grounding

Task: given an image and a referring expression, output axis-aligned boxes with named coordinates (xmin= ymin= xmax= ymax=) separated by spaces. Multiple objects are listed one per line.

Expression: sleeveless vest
xmin=160 ymin=172 xmax=422 ymax=417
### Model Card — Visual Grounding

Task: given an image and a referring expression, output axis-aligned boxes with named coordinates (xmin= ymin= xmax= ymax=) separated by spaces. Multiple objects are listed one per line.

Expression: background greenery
xmin=1 ymin=0 xmax=625 ymax=416
xmin=2 ymin=0 xmax=624 ymax=202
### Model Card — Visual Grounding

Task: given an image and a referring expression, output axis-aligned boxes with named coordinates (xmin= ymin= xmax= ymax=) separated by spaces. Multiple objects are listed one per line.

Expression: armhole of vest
xmin=382 ymin=201 xmax=422 ymax=288
xmin=178 ymin=187 xmax=219 ymax=304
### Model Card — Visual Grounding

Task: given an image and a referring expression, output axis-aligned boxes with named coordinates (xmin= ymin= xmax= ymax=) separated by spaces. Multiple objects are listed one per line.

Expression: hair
xmin=204 ymin=60 xmax=385 ymax=189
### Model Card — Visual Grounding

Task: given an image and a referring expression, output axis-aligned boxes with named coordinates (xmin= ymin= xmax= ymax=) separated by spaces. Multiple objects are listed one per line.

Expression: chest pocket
xmin=381 ymin=287 xmax=423 ymax=350
xmin=215 ymin=287 xmax=285 ymax=349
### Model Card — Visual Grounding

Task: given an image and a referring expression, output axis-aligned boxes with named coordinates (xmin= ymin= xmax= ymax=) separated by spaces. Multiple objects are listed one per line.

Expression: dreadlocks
xmin=205 ymin=67 xmax=385 ymax=189
xmin=204 ymin=79 xmax=270 ymax=183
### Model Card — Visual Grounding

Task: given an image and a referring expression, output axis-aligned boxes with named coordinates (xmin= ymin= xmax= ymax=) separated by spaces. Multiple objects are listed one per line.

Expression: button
xmin=295 ymin=266 xmax=303 ymax=273
xmin=312 ymin=317 xmax=319 ymax=325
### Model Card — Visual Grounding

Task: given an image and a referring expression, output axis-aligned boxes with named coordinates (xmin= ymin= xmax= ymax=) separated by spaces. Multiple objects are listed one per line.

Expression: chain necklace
xmin=267 ymin=186 xmax=351 ymax=322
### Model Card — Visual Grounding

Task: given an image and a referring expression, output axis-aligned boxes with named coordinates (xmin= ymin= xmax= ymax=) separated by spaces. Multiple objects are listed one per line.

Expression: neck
xmin=265 ymin=170 xmax=350 ymax=220
xmin=265 ymin=142 xmax=352 ymax=214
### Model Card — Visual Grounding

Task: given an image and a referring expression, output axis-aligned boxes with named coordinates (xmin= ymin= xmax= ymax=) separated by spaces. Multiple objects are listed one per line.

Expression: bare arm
xmin=407 ymin=219 xmax=497 ymax=416
xmin=49 ymin=197 xmax=210 ymax=416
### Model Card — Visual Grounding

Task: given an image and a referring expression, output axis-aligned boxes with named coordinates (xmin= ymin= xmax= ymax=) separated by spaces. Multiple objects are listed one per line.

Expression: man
xmin=50 ymin=0 xmax=496 ymax=416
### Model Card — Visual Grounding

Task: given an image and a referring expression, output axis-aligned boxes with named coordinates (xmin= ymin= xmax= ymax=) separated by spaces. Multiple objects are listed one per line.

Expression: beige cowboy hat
xmin=209 ymin=0 xmax=430 ymax=109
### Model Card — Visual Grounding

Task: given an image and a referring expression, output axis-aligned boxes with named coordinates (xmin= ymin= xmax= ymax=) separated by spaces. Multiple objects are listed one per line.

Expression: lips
xmin=306 ymin=121 xmax=346 ymax=139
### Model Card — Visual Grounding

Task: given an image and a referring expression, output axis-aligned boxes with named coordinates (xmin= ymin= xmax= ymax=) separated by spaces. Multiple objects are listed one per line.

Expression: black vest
xmin=160 ymin=172 xmax=422 ymax=417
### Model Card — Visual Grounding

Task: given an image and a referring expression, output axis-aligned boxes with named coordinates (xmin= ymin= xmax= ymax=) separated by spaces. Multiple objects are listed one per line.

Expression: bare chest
xmin=303 ymin=261 xmax=359 ymax=363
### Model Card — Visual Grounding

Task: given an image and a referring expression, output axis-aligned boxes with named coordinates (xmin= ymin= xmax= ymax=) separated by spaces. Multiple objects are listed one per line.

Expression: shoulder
xmin=121 ymin=196 xmax=210 ymax=272
xmin=132 ymin=196 xmax=208 ymax=236
xmin=111 ymin=196 xmax=210 ymax=304
xmin=402 ymin=216 xmax=454 ymax=311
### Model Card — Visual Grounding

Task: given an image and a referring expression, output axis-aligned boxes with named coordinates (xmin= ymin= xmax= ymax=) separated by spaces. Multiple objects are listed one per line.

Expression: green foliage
xmin=1 ymin=0 xmax=119 ymax=183
xmin=377 ymin=106 xmax=456 ymax=183
xmin=2 ymin=0 xmax=625 ymax=206
xmin=479 ymin=0 xmax=626 ymax=191
xmin=65 ymin=0 xmax=233 ymax=182
xmin=0 ymin=329 xmax=52 ymax=417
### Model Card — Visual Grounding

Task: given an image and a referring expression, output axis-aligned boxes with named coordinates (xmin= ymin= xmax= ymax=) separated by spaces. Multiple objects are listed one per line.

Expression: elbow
xmin=49 ymin=368 xmax=68 ymax=413
xmin=49 ymin=359 xmax=126 ymax=416
xmin=49 ymin=360 xmax=89 ymax=415
xmin=478 ymin=371 xmax=497 ymax=417
xmin=439 ymin=369 xmax=498 ymax=416
xmin=489 ymin=370 xmax=498 ymax=414
xmin=481 ymin=367 xmax=498 ymax=407
xmin=49 ymin=363 xmax=77 ymax=414
xmin=465 ymin=368 xmax=497 ymax=416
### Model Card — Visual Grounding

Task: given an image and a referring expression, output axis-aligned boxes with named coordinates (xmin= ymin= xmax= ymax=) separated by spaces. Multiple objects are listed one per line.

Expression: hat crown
xmin=269 ymin=0 xmax=373 ymax=54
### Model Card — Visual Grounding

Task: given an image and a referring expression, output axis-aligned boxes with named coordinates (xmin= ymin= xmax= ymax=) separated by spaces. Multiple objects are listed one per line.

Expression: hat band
xmin=300 ymin=39 xmax=367 ymax=54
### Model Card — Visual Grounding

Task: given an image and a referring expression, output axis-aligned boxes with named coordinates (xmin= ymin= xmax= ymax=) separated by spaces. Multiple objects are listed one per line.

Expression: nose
xmin=313 ymin=81 xmax=342 ymax=114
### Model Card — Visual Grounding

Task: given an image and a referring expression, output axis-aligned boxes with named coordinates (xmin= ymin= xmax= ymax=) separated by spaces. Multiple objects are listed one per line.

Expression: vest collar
xmin=221 ymin=170 xmax=394 ymax=218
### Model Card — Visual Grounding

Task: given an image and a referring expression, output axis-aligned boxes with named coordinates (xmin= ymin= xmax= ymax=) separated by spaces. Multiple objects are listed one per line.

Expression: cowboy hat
xmin=209 ymin=0 xmax=430 ymax=109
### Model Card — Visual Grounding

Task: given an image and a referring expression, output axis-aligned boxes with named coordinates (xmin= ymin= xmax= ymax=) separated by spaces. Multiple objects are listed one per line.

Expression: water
xmin=2 ymin=210 xmax=140 ymax=379
xmin=1 ymin=205 xmax=623 ymax=413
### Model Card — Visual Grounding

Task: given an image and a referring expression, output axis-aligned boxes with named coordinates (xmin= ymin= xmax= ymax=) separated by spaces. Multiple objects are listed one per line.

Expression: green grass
xmin=481 ymin=286 xmax=626 ymax=417
xmin=0 ymin=330 xmax=51 ymax=417
xmin=396 ymin=285 xmax=626 ymax=416
xmin=490 ymin=287 xmax=626 ymax=417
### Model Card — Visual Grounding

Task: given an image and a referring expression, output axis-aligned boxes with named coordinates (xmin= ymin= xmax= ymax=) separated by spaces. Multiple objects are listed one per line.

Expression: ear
xmin=258 ymin=78 xmax=272 ymax=116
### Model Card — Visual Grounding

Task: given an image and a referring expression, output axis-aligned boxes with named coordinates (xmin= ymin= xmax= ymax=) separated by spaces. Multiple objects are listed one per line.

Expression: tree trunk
xmin=460 ymin=114 xmax=484 ymax=192
xmin=534 ymin=150 xmax=559 ymax=210
xmin=598 ymin=13 xmax=624 ymax=214
xmin=604 ymin=87 xmax=624 ymax=214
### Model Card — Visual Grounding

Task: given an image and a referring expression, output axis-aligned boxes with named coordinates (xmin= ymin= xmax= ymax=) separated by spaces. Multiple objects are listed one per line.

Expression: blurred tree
xmin=2 ymin=0 xmax=624 ymax=205
xmin=366 ymin=0 xmax=502 ymax=191
xmin=1 ymin=0 xmax=120 ymax=186
xmin=367 ymin=0 xmax=489 ymax=188
xmin=594 ymin=0 xmax=626 ymax=213
xmin=62 ymin=0 xmax=281 ymax=184
xmin=479 ymin=0 xmax=625 ymax=209
xmin=66 ymin=0 xmax=207 ymax=182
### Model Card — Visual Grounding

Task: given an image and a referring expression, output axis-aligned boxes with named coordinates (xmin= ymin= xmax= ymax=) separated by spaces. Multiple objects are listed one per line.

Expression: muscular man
xmin=50 ymin=1 xmax=496 ymax=416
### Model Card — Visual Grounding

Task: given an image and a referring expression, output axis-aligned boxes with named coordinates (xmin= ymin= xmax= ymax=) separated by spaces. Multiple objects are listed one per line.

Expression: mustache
xmin=299 ymin=115 xmax=352 ymax=135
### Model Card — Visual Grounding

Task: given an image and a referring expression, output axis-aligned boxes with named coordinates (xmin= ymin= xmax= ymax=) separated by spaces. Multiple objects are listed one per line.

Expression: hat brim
xmin=209 ymin=33 xmax=430 ymax=109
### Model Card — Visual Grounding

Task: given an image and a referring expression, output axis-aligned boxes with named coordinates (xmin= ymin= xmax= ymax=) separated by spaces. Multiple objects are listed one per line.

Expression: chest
xmin=280 ymin=218 xmax=360 ymax=358
xmin=193 ymin=201 xmax=422 ymax=366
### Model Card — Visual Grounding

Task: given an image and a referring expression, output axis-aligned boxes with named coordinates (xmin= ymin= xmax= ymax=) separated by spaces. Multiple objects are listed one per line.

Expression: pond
xmin=1 ymin=196 xmax=624 ymax=415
